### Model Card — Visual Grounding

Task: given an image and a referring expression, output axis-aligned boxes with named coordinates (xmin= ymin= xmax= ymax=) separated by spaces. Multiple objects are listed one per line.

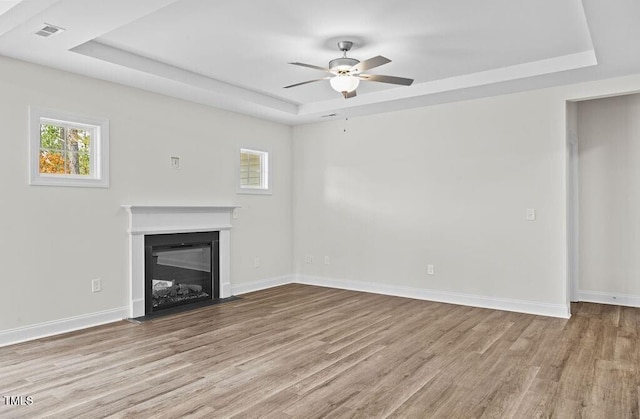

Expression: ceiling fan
xmin=284 ymin=41 xmax=414 ymax=99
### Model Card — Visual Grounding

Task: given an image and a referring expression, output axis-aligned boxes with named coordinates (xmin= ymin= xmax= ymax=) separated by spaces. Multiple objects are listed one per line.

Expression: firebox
xmin=144 ymin=231 xmax=219 ymax=314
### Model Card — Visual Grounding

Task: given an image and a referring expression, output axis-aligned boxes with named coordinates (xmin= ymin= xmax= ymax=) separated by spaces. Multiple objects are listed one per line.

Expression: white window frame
xmin=29 ymin=107 xmax=109 ymax=188
xmin=237 ymin=147 xmax=271 ymax=195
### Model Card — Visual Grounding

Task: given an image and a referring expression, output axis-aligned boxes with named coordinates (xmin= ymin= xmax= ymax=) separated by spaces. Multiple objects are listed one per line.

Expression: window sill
xmin=29 ymin=176 xmax=109 ymax=188
xmin=236 ymin=187 xmax=272 ymax=195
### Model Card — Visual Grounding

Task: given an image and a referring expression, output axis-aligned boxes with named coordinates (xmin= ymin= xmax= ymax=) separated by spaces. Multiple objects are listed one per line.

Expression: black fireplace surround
xmin=144 ymin=231 xmax=219 ymax=315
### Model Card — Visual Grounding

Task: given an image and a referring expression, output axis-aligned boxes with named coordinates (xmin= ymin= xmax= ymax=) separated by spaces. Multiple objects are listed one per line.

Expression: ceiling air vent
xmin=34 ymin=24 xmax=65 ymax=38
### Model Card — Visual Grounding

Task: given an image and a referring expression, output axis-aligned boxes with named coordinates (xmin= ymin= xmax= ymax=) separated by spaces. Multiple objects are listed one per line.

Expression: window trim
xmin=29 ymin=107 xmax=110 ymax=188
xmin=237 ymin=147 xmax=271 ymax=195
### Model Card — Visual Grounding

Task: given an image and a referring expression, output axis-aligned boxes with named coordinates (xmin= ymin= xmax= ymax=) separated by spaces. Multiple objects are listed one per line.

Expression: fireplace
xmin=123 ymin=205 xmax=237 ymax=319
xmin=145 ymin=231 xmax=219 ymax=314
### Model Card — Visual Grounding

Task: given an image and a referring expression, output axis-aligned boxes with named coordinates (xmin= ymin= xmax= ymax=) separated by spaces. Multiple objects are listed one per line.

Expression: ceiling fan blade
xmin=350 ymin=56 xmax=391 ymax=74
xmin=283 ymin=77 xmax=330 ymax=89
xmin=344 ymin=90 xmax=357 ymax=99
xmin=289 ymin=62 xmax=332 ymax=73
xmin=358 ymin=73 xmax=414 ymax=86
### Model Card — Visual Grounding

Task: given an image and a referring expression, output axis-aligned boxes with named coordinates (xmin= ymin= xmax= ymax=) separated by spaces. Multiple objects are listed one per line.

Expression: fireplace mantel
xmin=123 ymin=205 xmax=239 ymax=318
xmin=123 ymin=205 xmax=239 ymax=235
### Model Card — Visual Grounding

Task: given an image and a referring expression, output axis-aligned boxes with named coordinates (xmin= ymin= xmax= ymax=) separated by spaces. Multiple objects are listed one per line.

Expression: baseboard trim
xmin=579 ymin=290 xmax=640 ymax=308
xmin=0 ymin=306 xmax=128 ymax=348
xmin=296 ymin=275 xmax=570 ymax=319
xmin=231 ymin=275 xmax=295 ymax=295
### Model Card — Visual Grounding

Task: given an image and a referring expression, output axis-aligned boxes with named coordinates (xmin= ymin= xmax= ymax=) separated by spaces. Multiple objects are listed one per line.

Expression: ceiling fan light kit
xmin=284 ymin=40 xmax=414 ymax=99
xmin=330 ymin=75 xmax=360 ymax=97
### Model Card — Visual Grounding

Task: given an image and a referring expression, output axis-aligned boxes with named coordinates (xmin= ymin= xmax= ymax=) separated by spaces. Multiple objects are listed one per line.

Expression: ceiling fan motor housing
xmin=329 ymin=57 xmax=360 ymax=74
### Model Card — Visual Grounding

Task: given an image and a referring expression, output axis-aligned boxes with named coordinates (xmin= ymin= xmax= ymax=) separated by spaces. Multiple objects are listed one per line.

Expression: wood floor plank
xmin=1 ymin=284 xmax=639 ymax=418
xmin=512 ymin=377 xmax=560 ymax=418
xmin=343 ymin=351 xmax=440 ymax=417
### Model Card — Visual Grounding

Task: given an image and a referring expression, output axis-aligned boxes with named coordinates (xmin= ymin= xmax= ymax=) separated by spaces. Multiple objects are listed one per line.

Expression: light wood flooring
xmin=1 ymin=284 xmax=639 ymax=418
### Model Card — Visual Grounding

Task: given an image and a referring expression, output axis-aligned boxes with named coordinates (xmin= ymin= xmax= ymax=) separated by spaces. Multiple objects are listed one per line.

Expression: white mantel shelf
xmin=123 ymin=204 xmax=239 ymax=318
xmin=122 ymin=205 xmax=239 ymax=211
xmin=122 ymin=205 xmax=240 ymax=235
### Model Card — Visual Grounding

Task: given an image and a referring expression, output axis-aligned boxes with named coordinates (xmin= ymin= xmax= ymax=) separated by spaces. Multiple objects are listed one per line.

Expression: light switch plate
xmin=526 ymin=208 xmax=536 ymax=221
xmin=91 ymin=278 xmax=102 ymax=292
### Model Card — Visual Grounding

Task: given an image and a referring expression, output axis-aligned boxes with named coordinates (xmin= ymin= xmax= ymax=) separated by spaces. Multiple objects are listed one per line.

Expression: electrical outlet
xmin=427 ymin=265 xmax=434 ymax=275
xmin=232 ymin=208 xmax=239 ymax=219
xmin=91 ymin=278 xmax=102 ymax=293
xmin=304 ymin=255 xmax=314 ymax=264
xmin=324 ymin=256 xmax=330 ymax=265
xmin=170 ymin=156 xmax=180 ymax=169
xmin=254 ymin=257 xmax=260 ymax=268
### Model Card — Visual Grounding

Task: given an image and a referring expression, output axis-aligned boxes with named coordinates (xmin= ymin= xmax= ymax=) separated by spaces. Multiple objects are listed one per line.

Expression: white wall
xmin=577 ymin=94 xmax=640 ymax=303
xmin=5 ymin=53 xmax=640 ymax=340
xmin=292 ymin=75 xmax=640 ymax=317
xmin=0 ymin=56 xmax=292 ymax=334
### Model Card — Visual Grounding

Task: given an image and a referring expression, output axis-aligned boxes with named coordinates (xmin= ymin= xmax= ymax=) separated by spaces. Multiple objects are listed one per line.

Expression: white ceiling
xmin=0 ymin=0 xmax=639 ymax=125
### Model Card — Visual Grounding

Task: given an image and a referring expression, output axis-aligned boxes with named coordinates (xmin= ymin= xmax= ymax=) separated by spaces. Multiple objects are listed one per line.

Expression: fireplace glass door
xmin=144 ymin=232 xmax=219 ymax=314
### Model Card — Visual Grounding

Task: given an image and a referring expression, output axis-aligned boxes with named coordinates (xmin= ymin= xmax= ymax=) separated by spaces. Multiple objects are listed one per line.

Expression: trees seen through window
xmin=39 ymin=123 xmax=92 ymax=176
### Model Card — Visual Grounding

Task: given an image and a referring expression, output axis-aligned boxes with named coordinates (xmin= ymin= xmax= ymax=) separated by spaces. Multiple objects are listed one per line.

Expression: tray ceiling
xmin=0 ymin=0 xmax=639 ymax=124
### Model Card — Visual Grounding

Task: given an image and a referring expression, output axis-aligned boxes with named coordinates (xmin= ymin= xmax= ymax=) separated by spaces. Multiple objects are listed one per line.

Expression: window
xmin=238 ymin=148 xmax=270 ymax=194
xmin=29 ymin=107 xmax=109 ymax=187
